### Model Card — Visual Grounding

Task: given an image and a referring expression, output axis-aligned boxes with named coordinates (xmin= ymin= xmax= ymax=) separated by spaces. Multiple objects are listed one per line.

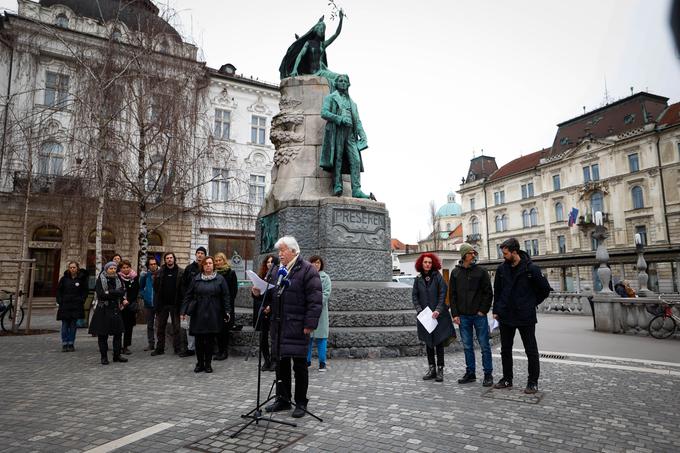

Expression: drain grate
xmin=540 ymin=353 xmax=568 ymax=360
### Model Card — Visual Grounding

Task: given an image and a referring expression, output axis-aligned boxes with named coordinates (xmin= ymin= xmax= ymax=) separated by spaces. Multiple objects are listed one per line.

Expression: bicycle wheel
xmin=649 ymin=314 xmax=676 ymax=339
xmin=0 ymin=306 xmax=24 ymax=332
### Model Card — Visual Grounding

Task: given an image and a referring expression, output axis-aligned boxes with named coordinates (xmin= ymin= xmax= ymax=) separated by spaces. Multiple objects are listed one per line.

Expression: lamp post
xmin=634 ymin=233 xmax=653 ymax=296
xmin=593 ymin=211 xmax=612 ymax=293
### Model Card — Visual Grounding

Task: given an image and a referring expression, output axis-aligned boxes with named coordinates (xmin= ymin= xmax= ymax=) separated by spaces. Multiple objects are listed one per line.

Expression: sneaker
xmin=204 ymin=365 xmax=213 ymax=373
xmin=265 ymin=399 xmax=292 ymax=413
xmin=524 ymin=382 xmax=538 ymax=394
xmin=292 ymin=405 xmax=306 ymax=418
xmin=493 ymin=378 xmax=513 ymax=389
xmin=178 ymin=350 xmax=195 ymax=358
xmin=482 ymin=374 xmax=494 ymax=387
xmin=101 ymin=357 xmax=109 ymax=365
xmin=457 ymin=372 xmax=476 ymax=384
xmin=68 ymin=345 xmax=75 ymax=352
xmin=150 ymin=349 xmax=164 ymax=356
xmin=319 ymin=362 xmax=327 ymax=372
xmin=113 ymin=355 xmax=128 ymax=363
xmin=62 ymin=345 xmax=68 ymax=352
xmin=194 ymin=364 xmax=204 ymax=373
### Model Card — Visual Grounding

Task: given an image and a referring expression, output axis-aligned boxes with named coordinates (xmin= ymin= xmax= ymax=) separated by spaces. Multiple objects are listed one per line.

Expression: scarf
xmin=118 ymin=270 xmax=138 ymax=282
xmin=201 ymin=272 xmax=217 ymax=281
xmin=99 ymin=271 xmax=123 ymax=294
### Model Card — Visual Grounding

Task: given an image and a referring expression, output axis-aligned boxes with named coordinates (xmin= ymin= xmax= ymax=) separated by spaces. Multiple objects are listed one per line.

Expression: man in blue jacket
xmin=492 ymin=238 xmax=552 ymax=394
xmin=139 ymin=257 xmax=158 ymax=351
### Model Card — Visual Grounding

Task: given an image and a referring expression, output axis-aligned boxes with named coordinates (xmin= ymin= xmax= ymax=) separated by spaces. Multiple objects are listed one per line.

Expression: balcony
xmin=13 ymin=172 xmax=83 ymax=196
xmin=466 ymin=233 xmax=482 ymax=243
xmin=577 ymin=212 xmax=609 ymax=227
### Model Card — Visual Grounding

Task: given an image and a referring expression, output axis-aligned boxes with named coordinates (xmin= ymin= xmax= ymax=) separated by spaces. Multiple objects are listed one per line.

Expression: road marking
xmin=506 ymin=348 xmax=680 ymax=368
xmin=83 ymin=423 xmax=174 ymax=453
xmin=493 ymin=354 xmax=680 ymax=377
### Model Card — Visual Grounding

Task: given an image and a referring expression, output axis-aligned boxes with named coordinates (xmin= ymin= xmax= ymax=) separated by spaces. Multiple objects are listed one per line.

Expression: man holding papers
xmin=412 ymin=253 xmax=455 ymax=383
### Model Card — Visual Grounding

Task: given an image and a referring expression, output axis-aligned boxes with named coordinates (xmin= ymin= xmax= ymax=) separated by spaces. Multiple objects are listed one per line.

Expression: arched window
xmin=591 ymin=191 xmax=604 ymax=214
xmin=55 ymin=14 xmax=69 ymax=28
xmin=501 ymin=214 xmax=509 ymax=231
xmin=88 ymin=228 xmax=116 ymax=244
xmin=495 ymin=216 xmax=502 ymax=232
xmin=33 ymin=224 xmax=62 ymax=241
xmin=38 ymin=142 xmax=63 ymax=175
xmin=631 ymin=186 xmax=644 ymax=209
xmin=530 ymin=208 xmax=538 ymax=227
xmin=470 ymin=217 xmax=480 ymax=235
xmin=522 ymin=210 xmax=530 ymax=228
xmin=555 ymin=202 xmax=564 ymax=222
xmin=148 ymin=231 xmax=163 ymax=247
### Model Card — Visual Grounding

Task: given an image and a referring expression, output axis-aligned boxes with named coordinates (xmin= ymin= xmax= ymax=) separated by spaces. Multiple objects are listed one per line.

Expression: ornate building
xmin=459 ymin=92 xmax=680 ymax=293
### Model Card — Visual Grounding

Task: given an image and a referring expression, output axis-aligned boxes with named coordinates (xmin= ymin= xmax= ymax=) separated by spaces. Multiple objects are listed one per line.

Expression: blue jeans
xmin=61 ymin=319 xmax=77 ymax=345
xmin=307 ymin=338 xmax=327 ymax=364
xmin=459 ymin=315 xmax=493 ymax=375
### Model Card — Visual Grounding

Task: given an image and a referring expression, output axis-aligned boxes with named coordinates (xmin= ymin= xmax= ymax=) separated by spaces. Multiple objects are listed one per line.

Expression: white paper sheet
xmin=417 ymin=306 xmax=438 ymax=334
xmin=246 ymin=270 xmax=276 ymax=293
xmin=489 ymin=318 xmax=499 ymax=331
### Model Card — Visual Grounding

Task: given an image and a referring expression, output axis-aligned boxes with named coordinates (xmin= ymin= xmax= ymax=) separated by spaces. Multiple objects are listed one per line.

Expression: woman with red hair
xmin=413 ymin=252 xmax=455 ymax=382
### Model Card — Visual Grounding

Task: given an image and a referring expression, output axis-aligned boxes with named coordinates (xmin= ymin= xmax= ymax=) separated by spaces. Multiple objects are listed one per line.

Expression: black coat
xmin=412 ymin=271 xmax=455 ymax=347
xmin=492 ymin=251 xmax=552 ymax=326
xmin=88 ymin=274 xmax=125 ymax=335
xmin=153 ymin=265 xmax=183 ymax=307
xmin=448 ymin=263 xmax=493 ymax=317
xmin=181 ymin=274 xmax=231 ymax=335
xmin=266 ymin=257 xmax=322 ymax=358
xmin=119 ymin=274 xmax=140 ymax=312
xmin=216 ymin=267 xmax=238 ymax=330
xmin=56 ymin=269 xmax=89 ymax=321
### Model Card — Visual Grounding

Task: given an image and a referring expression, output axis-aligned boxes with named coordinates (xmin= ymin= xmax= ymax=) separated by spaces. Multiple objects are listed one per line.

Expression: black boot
xmin=113 ymin=355 xmax=128 ymax=363
xmin=101 ymin=355 xmax=109 ymax=365
xmin=422 ymin=365 xmax=437 ymax=380
xmin=435 ymin=366 xmax=444 ymax=382
xmin=457 ymin=371 xmax=477 ymax=384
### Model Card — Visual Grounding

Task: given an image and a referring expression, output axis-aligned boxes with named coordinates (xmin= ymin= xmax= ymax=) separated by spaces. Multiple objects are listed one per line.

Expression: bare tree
xmin=429 ymin=200 xmax=441 ymax=251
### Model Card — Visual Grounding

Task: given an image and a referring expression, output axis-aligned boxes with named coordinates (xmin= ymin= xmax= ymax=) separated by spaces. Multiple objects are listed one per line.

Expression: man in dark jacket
xmin=178 ymin=246 xmax=206 ymax=357
xmin=492 ymin=238 xmax=552 ymax=394
xmin=151 ymin=252 xmax=183 ymax=356
xmin=449 ymin=243 xmax=494 ymax=387
xmin=258 ymin=236 xmax=322 ymax=418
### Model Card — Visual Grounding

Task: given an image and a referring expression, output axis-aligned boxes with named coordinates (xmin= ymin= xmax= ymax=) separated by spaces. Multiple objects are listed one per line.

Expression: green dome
xmin=436 ymin=192 xmax=462 ymax=217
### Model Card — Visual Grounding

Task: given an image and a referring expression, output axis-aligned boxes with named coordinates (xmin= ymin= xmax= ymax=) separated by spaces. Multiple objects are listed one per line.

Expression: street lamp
xmin=593 ymin=211 xmax=612 ymax=293
xmin=634 ymin=233 xmax=653 ymax=296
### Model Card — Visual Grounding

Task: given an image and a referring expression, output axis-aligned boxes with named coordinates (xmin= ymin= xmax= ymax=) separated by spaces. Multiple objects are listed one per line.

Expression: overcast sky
xmin=2 ymin=0 xmax=679 ymax=243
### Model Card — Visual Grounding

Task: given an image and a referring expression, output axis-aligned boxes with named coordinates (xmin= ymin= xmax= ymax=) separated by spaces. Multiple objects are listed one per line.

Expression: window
xmin=524 ymin=240 xmax=531 ymax=254
xmin=249 ymin=174 xmax=265 ymax=205
xmin=555 ymin=202 xmax=564 ymax=222
xmin=496 ymin=244 xmax=503 ymax=259
xmin=55 ymin=14 xmax=69 ymax=28
xmin=446 ymin=222 xmax=451 ymax=231
xmin=631 ymin=186 xmax=644 ymax=209
xmin=211 ymin=168 xmax=229 ymax=201
xmin=531 ymin=239 xmax=539 ymax=256
xmin=214 ymin=109 xmax=231 ymax=140
xmin=502 ymin=214 xmax=508 ymax=231
xmin=44 ymin=71 xmax=69 ymax=107
xmin=87 ymin=228 xmax=116 ymax=244
xmin=522 ymin=210 xmax=530 ymax=228
xmin=495 ymin=216 xmax=503 ymax=232
xmin=635 ymin=225 xmax=647 ymax=246
xmin=33 ymin=224 xmax=63 ymax=241
xmin=251 ymin=115 xmax=267 ymax=145
xmin=583 ymin=164 xmax=599 ymax=182
xmin=470 ymin=198 xmax=476 ymax=211
xmin=530 ymin=208 xmax=538 ymax=227
xmin=470 ymin=217 xmax=479 ymax=235
xmin=557 ymin=235 xmax=566 ymax=254
xmin=146 ymin=155 xmax=167 ymax=193
xmin=583 ymin=166 xmax=590 ymax=182
xmin=37 ymin=142 xmax=63 ymax=175
xmin=493 ymin=190 xmax=505 ymax=205
xmin=552 ymin=174 xmax=561 ymax=191
xmin=521 ymin=182 xmax=534 ymax=199
xmin=628 ymin=153 xmax=639 ymax=172
xmin=590 ymin=191 xmax=604 ymax=214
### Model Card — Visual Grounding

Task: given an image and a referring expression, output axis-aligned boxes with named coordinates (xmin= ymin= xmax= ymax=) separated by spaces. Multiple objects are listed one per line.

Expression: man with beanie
xmin=179 ymin=247 xmax=207 ymax=357
xmin=449 ymin=243 xmax=494 ymax=387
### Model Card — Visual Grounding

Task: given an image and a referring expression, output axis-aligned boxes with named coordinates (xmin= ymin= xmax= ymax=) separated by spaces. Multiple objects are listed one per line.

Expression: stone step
xmin=233 ymin=308 xmax=418 ymax=329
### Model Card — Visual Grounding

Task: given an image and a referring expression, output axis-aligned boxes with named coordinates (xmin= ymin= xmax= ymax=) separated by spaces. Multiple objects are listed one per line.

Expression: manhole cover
xmin=481 ymin=387 xmax=545 ymax=405
xmin=187 ymin=419 xmax=306 ymax=453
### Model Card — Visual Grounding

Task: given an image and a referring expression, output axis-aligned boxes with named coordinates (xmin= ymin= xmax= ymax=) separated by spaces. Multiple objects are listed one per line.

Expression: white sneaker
xmin=319 ymin=363 xmax=327 ymax=372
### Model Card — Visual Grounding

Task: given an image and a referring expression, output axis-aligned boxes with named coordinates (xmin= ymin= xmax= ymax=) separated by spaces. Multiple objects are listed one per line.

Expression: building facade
xmin=459 ymin=92 xmax=680 ymax=293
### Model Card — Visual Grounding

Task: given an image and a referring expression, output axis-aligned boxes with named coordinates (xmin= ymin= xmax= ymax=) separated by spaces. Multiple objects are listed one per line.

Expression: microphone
xmin=276 ymin=266 xmax=288 ymax=287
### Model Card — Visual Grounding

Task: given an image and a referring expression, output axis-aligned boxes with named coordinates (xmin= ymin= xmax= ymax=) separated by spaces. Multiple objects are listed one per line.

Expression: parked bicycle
xmin=648 ymin=303 xmax=680 ymax=339
xmin=0 ymin=290 xmax=24 ymax=332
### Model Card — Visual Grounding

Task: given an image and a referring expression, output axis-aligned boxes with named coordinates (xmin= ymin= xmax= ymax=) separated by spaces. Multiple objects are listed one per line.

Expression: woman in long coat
xmin=118 ymin=260 xmax=139 ymax=355
xmin=252 ymin=255 xmax=278 ymax=371
xmin=89 ymin=261 xmax=128 ymax=365
xmin=214 ymin=252 xmax=238 ymax=361
xmin=181 ymin=256 xmax=231 ymax=373
xmin=56 ymin=261 xmax=89 ymax=352
xmin=412 ymin=252 xmax=454 ymax=382
xmin=307 ymin=255 xmax=331 ymax=371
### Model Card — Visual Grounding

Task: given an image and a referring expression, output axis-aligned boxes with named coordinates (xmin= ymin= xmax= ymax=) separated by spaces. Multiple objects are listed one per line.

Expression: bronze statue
xmin=319 ymin=74 xmax=371 ymax=199
xmin=279 ymin=11 xmax=344 ymax=80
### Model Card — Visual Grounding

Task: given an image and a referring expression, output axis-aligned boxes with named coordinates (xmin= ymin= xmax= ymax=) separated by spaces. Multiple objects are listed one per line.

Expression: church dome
xmin=40 ymin=0 xmax=182 ymax=42
xmin=436 ymin=192 xmax=462 ymax=217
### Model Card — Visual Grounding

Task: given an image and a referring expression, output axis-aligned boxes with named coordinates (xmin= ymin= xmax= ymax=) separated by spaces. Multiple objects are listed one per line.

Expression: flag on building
xmin=568 ymin=207 xmax=579 ymax=227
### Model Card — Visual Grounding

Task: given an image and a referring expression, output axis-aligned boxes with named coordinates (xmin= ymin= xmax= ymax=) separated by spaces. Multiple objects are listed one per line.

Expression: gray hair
xmin=275 ymin=236 xmax=300 ymax=254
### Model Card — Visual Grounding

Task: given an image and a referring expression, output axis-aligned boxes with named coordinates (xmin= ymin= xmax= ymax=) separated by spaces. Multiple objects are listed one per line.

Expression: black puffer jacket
xmin=448 ymin=263 xmax=493 ymax=317
xmin=492 ymin=251 xmax=552 ymax=326
xmin=56 ymin=269 xmax=89 ymax=321
xmin=181 ymin=274 xmax=231 ymax=335
xmin=266 ymin=257 xmax=322 ymax=358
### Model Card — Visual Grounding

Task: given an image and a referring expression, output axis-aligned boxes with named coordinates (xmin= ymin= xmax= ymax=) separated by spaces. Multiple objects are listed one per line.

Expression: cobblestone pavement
xmin=1 ymin=323 xmax=680 ymax=452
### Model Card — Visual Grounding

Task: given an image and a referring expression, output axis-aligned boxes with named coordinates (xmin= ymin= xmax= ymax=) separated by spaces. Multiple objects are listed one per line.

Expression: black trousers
xmin=155 ymin=305 xmax=180 ymax=352
xmin=426 ymin=343 xmax=445 ymax=367
xmin=98 ymin=334 xmax=122 ymax=358
xmin=195 ymin=333 xmax=214 ymax=366
xmin=121 ymin=309 xmax=136 ymax=348
xmin=499 ymin=323 xmax=540 ymax=383
xmin=276 ymin=356 xmax=309 ymax=406
xmin=216 ymin=321 xmax=230 ymax=355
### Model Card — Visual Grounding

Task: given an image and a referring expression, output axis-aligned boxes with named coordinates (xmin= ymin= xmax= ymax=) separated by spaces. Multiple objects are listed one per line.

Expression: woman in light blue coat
xmin=307 ymin=255 xmax=331 ymax=371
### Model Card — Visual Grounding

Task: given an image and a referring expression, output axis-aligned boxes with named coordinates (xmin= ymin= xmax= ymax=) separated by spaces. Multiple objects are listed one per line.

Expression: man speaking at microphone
xmin=261 ymin=236 xmax=322 ymax=418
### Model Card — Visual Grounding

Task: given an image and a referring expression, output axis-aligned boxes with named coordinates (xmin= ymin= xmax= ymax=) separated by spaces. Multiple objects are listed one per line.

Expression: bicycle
xmin=0 ymin=290 xmax=24 ymax=332
xmin=648 ymin=303 xmax=680 ymax=339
